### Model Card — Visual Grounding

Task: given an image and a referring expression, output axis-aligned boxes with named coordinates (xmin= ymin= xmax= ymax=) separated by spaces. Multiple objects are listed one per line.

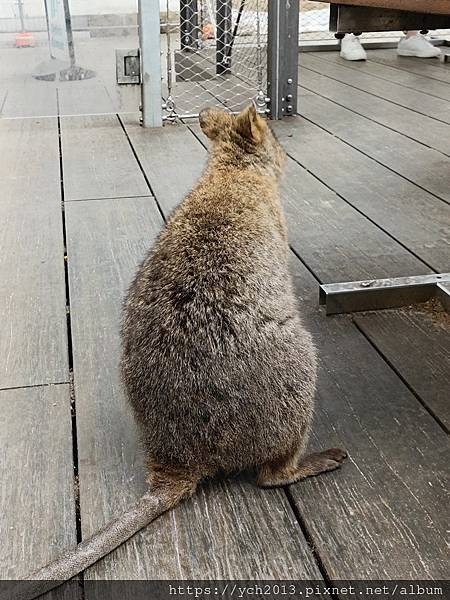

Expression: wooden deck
xmin=1 ymin=50 xmax=449 ymax=583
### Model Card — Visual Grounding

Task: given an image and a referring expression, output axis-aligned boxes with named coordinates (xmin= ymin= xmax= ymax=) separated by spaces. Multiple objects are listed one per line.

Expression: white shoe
xmin=340 ymin=34 xmax=367 ymax=61
xmin=397 ymin=34 xmax=441 ymax=58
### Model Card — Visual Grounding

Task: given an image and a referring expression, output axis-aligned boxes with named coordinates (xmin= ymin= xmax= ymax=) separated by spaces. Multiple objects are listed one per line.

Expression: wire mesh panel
xmin=161 ymin=0 xmax=268 ymax=121
xmin=299 ymin=0 xmax=330 ymax=42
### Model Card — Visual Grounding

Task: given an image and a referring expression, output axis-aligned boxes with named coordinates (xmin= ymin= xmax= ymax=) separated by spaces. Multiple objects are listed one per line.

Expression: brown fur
xmin=121 ymin=104 xmax=346 ymax=489
xmin=9 ymin=106 xmax=346 ymax=599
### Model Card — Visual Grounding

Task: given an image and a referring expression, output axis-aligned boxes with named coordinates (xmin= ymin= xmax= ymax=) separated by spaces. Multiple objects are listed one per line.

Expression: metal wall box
xmin=116 ymin=49 xmax=140 ymax=84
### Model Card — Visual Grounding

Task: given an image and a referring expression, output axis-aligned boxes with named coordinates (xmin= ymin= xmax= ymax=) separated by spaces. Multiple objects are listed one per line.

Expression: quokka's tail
xmin=2 ymin=489 xmax=178 ymax=600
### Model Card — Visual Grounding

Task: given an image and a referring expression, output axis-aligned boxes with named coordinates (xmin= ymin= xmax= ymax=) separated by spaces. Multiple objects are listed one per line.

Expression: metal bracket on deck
xmin=319 ymin=273 xmax=450 ymax=315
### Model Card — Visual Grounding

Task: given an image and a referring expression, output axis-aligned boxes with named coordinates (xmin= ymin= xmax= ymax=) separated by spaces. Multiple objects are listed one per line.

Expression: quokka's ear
xmin=199 ymin=107 xmax=231 ymax=140
xmin=235 ymin=103 xmax=267 ymax=145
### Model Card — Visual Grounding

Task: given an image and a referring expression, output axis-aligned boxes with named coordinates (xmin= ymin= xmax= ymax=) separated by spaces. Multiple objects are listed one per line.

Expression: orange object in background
xmin=202 ymin=22 xmax=215 ymax=40
xmin=15 ymin=31 xmax=35 ymax=47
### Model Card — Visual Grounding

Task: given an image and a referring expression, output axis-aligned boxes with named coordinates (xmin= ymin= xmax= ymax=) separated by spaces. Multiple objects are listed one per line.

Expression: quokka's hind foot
xmin=257 ymin=447 xmax=347 ymax=488
xmin=146 ymin=461 xmax=200 ymax=507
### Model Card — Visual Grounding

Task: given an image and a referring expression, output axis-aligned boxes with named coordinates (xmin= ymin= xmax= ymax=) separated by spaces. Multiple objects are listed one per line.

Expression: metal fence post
xmin=139 ymin=0 xmax=163 ymax=127
xmin=216 ymin=0 xmax=232 ymax=75
xmin=267 ymin=0 xmax=299 ymax=119
xmin=180 ymin=0 xmax=200 ymax=51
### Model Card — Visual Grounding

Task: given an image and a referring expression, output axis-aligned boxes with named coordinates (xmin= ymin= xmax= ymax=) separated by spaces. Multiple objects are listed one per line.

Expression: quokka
xmin=12 ymin=104 xmax=346 ymax=599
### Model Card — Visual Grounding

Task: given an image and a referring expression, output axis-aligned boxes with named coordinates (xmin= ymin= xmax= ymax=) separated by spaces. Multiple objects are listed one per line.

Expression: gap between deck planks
xmin=297 ymin=60 xmax=450 ymax=156
xmin=295 ymin=76 xmax=450 ymax=204
xmin=307 ymin=51 xmax=450 ymax=102
xmin=60 ymin=115 xmax=149 ymax=201
xmin=122 ymin=119 xmax=447 ymax=577
xmin=0 ymin=117 xmax=69 ymax=389
xmin=0 ymin=385 xmax=80 ymax=600
xmin=353 ymin=306 xmax=450 ymax=432
xmin=271 ymin=118 xmax=450 ymax=273
xmin=365 ymin=48 xmax=450 ymax=86
xmin=301 ymin=52 xmax=450 ymax=121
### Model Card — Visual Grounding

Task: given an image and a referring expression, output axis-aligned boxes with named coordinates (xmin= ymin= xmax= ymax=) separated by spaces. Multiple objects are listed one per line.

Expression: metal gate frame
xmin=139 ymin=0 xmax=163 ymax=127
xmin=267 ymin=0 xmax=300 ymax=119
xmin=138 ymin=0 xmax=300 ymax=127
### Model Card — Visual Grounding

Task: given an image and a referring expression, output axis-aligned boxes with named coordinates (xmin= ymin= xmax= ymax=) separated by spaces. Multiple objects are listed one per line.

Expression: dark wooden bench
xmin=314 ymin=0 xmax=450 ymax=34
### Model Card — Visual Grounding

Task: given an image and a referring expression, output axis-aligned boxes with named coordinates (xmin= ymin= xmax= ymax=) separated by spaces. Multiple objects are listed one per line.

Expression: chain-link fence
xmin=163 ymin=0 xmax=450 ymax=120
xmin=161 ymin=0 xmax=268 ymax=121
xmin=299 ymin=0 xmax=329 ymax=41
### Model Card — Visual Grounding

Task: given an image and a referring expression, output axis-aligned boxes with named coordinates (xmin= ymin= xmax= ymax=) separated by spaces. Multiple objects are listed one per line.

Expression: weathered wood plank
xmin=0 ymin=46 xmax=57 ymax=118
xmin=85 ymin=476 xmax=321 ymax=580
xmin=0 ymin=385 xmax=78 ymax=583
xmin=287 ymin=255 xmax=449 ymax=579
xmin=354 ymin=306 xmax=450 ymax=430
xmin=294 ymin=92 xmax=450 ymax=203
xmin=272 ymin=118 xmax=450 ymax=272
xmin=298 ymin=62 xmax=450 ymax=156
xmin=282 ymin=160 xmax=432 ymax=282
xmin=0 ymin=118 xmax=68 ymax=388
xmin=310 ymin=50 xmax=450 ymax=100
xmin=1 ymin=80 xmax=58 ymax=118
xmin=366 ymin=48 xmax=450 ymax=85
xmin=1 ymin=117 xmax=60 ymax=205
xmin=300 ymin=52 xmax=450 ymax=123
xmin=61 ymin=115 xmax=149 ymax=201
xmin=66 ymin=195 xmax=320 ymax=579
xmin=57 ymin=81 xmax=116 ymax=117
xmin=65 ymin=196 xmax=162 ymax=556
xmin=122 ymin=117 xmax=207 ymax=214
xmin=308 ymin=51 xmax=450 ymax=102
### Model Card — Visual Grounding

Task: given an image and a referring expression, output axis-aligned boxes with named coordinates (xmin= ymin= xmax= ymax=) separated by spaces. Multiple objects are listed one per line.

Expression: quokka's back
xmin=121 ymin=105 xmax=319 ymax=476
